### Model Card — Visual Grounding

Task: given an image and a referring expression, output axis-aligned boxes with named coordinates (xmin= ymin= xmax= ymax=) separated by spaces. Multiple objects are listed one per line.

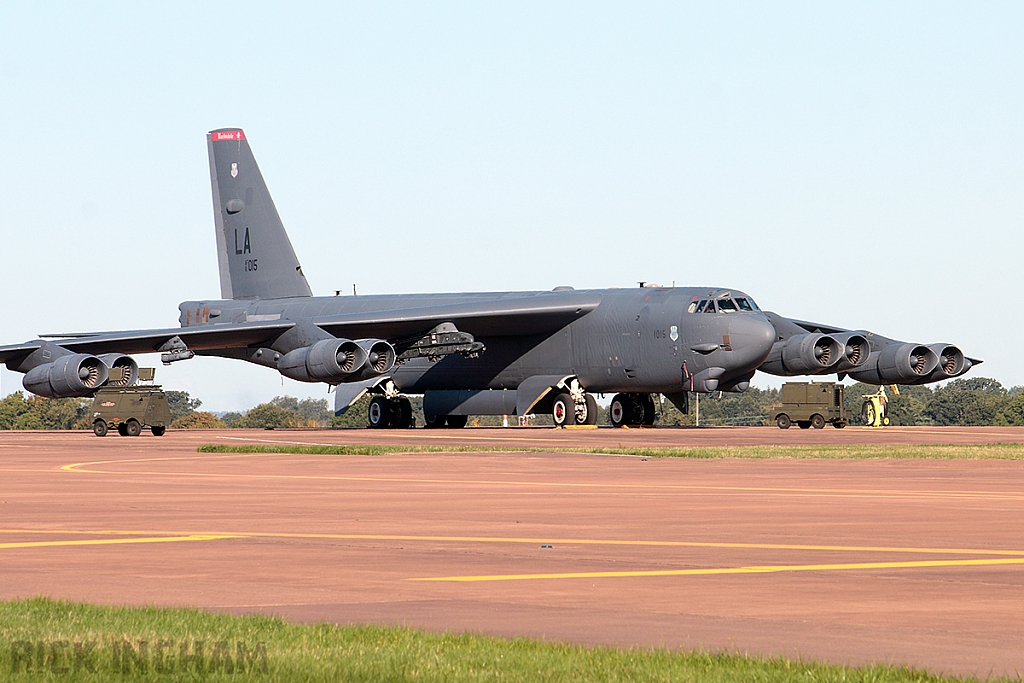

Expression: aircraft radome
xmin=0 ymin=129 xmax=981 ymax=429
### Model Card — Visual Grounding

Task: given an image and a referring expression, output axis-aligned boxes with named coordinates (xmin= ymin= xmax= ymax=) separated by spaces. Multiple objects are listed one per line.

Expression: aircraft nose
xmin=727 ymin=314 xmax=777 ymax=369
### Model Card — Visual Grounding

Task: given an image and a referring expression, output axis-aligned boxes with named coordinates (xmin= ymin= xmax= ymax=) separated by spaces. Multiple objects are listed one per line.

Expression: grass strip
xmin=0 ymin=597 xmax=992 ymax=682
xmin=198 ymin=443 xmax=1024 ymax=460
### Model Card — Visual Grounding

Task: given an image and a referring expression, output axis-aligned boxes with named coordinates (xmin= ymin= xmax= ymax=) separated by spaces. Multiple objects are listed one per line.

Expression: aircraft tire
xmin=552 ymin=393 xmax=574 ymax=427
xmin=834 ymin=421 xmax=846 ymax=429
xmin=640 ymin=395 xmax=656 ymax=425
xmin=423 ymin=413 xmax=446 ymax=429
xmin=775 ymin=414 xmax=791 ymax=429
xmin=609 ymin=394 xmax=629 ymax=428
xmin=445 ymin=415 xmax=468 ymax=429
xmin=367 ymin=396 xmax=392 ymax=429
xmin=797 ymin=421 xmax=811 ymax=429
xmin=93 ymin=420 xmax=108 ymax=437
xmin=810 ymin=414 xmax=825 ymax=429
xmin=392 ymin=397 xmax=414 ymax=428
xmin=117 ymin=423 xmax=128 ymax=437
xmin=624 ymin=395 xmax=645 ymax=426
xmin=125 ymin=419 xmax=142 ymax=437
xmin=583 ymin=394 xmax=598 ymax=425
xmin=151 ymin=426 xmax=166 ymax=437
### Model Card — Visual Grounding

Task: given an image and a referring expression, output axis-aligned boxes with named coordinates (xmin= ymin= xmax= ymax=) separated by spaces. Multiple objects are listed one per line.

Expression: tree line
xmin=655 ymin=377 xmax=1024 ymax=427
xmin=2 ymin=377 xmax=1024 ymax=430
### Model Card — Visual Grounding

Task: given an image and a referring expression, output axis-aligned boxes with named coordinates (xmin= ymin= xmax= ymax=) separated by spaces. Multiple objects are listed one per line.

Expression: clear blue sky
xmin=1 ymin=3 xmax=1021 ymax=411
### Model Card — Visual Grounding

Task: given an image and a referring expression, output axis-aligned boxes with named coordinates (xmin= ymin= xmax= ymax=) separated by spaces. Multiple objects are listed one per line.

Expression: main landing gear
xmin=609 ymin=393 xmax=656 ymax=428
xmin=367 ymin=395 xmax=415 ymax=429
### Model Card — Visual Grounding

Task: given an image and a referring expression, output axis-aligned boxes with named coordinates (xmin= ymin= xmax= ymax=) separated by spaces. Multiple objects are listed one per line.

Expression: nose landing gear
xmin=552 ymin=392 xmax=598 ymax=427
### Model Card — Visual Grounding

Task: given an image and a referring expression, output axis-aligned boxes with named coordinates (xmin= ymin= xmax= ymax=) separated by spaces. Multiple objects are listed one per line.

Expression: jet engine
xmin=926 ymin=344 xmax=966 ymax=381
xmin=98 ymin=353 xmax=139 ymax=386
xmin=829 ymin=333 xmax=870 ymax=374
xmin=848 ymin=343 xmax=939 ymax=384
xmin=278 ymin=338 xmax=367 ymax=383
xmin=23 ymin=354 xmax=109 ymax=398
xmin=347 ymin=339 xmax=397 ymax=381
xmin=759 ymin=333 xmax=842 ymax=376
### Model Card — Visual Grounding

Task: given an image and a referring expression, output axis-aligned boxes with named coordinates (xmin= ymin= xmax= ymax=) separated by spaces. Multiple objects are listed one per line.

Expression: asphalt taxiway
xmin=2 ymin=426 xmax=1023 ymax=677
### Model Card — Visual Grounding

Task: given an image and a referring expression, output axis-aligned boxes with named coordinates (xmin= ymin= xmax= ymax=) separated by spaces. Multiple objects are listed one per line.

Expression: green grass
xmin=197 ymin=442 xmax=1024 ymax=460
xmin=0 ymin=597 xmax=995 ymax=682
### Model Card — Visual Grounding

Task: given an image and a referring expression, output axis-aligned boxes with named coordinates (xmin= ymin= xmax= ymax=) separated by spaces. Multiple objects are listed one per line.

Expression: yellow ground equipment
xmin=860 ymin=386 xmax=895 ymax=427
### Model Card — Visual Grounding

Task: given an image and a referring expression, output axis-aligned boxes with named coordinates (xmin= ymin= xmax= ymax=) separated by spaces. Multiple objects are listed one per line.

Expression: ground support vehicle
xmin=769 ymin=382 xmax=847 ymax=429
xmin=90 ymin=385 xmax=172 ymax=437
xmin=861 ymin=386 xmax=891 ymax=427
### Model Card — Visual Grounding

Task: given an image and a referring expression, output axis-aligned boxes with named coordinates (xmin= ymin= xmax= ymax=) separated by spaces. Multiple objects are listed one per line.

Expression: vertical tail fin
xmin=208 ymin=128 xmax=313 ymax=300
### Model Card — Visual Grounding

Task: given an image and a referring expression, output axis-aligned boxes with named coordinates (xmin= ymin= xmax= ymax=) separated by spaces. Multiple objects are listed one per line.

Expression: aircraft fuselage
xmin=181 ymin=286 xmax=776 ymax=396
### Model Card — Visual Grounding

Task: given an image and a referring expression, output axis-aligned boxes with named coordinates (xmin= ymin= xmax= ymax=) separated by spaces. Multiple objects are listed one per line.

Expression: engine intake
xmin=23 ymin=354 xmax=109 ymax=398
xmin=278 ymin=338 xmax=367 ymax=383
xmin=830 ymin=333 xmax=870 ymax=373
xmin=346 ymin=339 xmax=397 ymax=381
xmin=928 ymin=344 xmax=965 ymax=379
xmin=98 ymin=353 xmax=139 ymax=386
xmin=759 ymin=333 xmax=842 ymax=376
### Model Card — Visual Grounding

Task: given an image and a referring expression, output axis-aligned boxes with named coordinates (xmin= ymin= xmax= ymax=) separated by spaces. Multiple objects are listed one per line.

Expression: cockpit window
xmin=718 ymin=298 xmax=737 ymax=313
xmin=735 ymin=297 xmax=754 ymax=312
xmin=687 ymin=301 xmax=698 ymax=314
xmin=699 ymin=300 xmax=715 ymax=313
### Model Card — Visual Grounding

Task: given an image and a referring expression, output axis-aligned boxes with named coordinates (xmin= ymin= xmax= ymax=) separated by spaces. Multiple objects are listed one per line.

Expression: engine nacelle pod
xmin=345 ymin=339 xmax=397 ymax=382
xmin=23 ymin=354 xmax=109 ymax=398
xmin=278 ymin=338 xmax=367 ymax=383
xmin=849 ymin=342 xmax=939 ymax=384
xmin=759 ymin=333 xmax=842 ymax=375
xmin=877 ymin=342 xmax=938 ymax=383
xmin=830 ymin=333 xmax=870 ymax=373
xmin=98 ymin=353 xmax=139 ymax=386
xmin=926 ymin=344 xmax=966 ymax=380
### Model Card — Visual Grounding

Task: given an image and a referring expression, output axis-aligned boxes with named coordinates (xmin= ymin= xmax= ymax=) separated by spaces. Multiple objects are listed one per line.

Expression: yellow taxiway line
xmin=0 ymin=534 xmax=237 ymax=550
xmin=4 ymin=529 xmax=1022 ymax=583
xmin=2 ymin=528 xmax=1023 ymax=557
xmin=412 ymin=557 xmax=1024 ymax=582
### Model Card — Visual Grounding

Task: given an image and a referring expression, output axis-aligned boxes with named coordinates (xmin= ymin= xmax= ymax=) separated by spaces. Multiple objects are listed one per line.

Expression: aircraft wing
xmin=0 ymin=321 xmax=296 ymax=368
xmin=762 ymin=312 xmax=849 ymax=338
xmin=759 ymin=310 xmax=982 ymax=382
xmin=314 ymin=291 xmax=601 ymax=340
xmin=0 ymin=291 xmax=601 ymax=367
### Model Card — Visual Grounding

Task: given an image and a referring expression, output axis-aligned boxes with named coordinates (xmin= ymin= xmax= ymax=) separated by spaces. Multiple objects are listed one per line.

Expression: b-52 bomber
xmin=0 ymin=129 xmax=980 ymax=429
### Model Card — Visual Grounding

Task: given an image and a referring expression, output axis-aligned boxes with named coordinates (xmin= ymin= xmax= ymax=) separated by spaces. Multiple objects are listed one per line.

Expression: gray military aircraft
xmin=0 ymin=129 xmax=980 ymax=429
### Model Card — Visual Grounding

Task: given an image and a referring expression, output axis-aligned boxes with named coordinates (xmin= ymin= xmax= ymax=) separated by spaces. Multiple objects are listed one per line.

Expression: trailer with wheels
xmin=90 ymin=384 xmax=172 ymax=437
xmin=768 ymin=382 xmax=847 ymax=429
